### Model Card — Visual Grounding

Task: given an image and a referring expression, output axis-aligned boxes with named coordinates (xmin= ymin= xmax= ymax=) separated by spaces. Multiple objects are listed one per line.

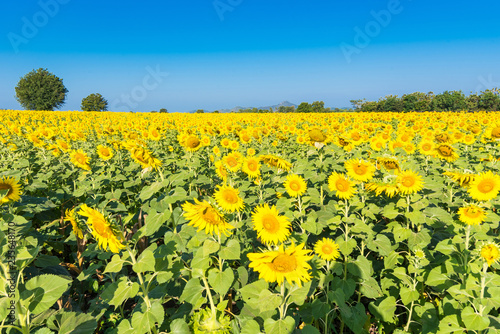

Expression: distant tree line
xmin=350 ymin=89 xmax=500 ymax=112
xmin=234 ymin=101 xmax=354 ymax=113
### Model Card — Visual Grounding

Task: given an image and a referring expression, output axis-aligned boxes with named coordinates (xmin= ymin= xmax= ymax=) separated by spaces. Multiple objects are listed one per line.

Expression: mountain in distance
xmin=215 ymin=101 xmax=298 ymax=113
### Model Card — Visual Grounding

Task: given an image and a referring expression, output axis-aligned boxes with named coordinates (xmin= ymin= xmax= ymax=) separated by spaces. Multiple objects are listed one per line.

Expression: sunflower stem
xmin=126 ymin=246 xmax=152 ymax=309
xmin=279 ymin=283 xmax=287 ymax=320
xmin=479 ymin=262 xmax=488 ymax=318
xmin=201 ymin=275 xmax=217 ymax=318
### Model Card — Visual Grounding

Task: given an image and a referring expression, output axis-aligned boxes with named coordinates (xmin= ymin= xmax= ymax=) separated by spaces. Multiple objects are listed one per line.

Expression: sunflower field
xmin=1 ymin=110 xmax=500 ymax=334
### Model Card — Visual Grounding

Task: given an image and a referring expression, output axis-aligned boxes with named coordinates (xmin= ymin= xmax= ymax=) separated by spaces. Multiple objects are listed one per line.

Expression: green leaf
xmin=301 ymin=325 xmax=321 ymax=334
xmin=22 ymin=274 xmax=72 ymax=315
xmin=191 ymin=247 xmax=210 ymax=277
xmin=208 ymin=268 xmax=234 ymax=296
xmin=179 ymin=278 xmax=204 ymax=304
xmin=384 ymin=251 xmax=404 ymax=270
xmin=437 ymin=314 xmax=464 ymax=334
xmin=33 ymin=328 xmax=54 ymax=334
xmin=435 ymin=239 xmax=457 ymax=256
xmin=131 ymin=301 xmax=165 ymax=334
xmin=360 ymin=277 xmax=383 ymax=299
xmin=366 ymin=234 xmax=395 ymax=256
xmin=132 ymin=249 xmax=156 ymax=273
xmin=116 ymin=319 xmax=135 ymax=334
xmin=104 ymin=254 xmax=125 ymax=273
xmin=264 ymin=316 xmax=295 ymax=334
xmin=336 ymin=236 xmax=357 ymax=257
xmin=203 ymin=239 xmax=220 ymax=257
xmin=101 ymin=277 xmax=140 ymax=307
xmin=347 ymin=255 xmax=373 ymax=280
xmin=400 ymin=286 xmax=419 ymax=305
xmin=382 ymin=204 xmax=400 ymax=219
xmin=34 ymin=255 xmax=61 ymax=268
xmin=239 ymin=279 xmax=268 ymax=301
xmin=241 ymin=319 xmax=262 ymax=334
xmin=368 ymin=296 xmax=397 ymax=323
xmin=47 ymin=311 xmax=98 ymax=334
xmin=141 ymin=211 xmax=171 ymax=236
xmin=425 ymin=265 xmax=451 ymax=288
xmin=139 ymin=182 xmax=164 ymax=201
xmin=461 ymin=306 xmax=489 ymax=331
xmin=287 ymin=280 xmax=312 ymax=306
xmin=219 ymin=239 xmax=241 ymax=260
xmin=170 ymin=318 xmax=191 ymax=334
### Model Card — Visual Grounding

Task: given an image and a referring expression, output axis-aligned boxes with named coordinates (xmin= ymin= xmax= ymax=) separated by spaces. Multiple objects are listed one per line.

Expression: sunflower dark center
xmin=0 ymin=184 xmax=12 ymax=196
xmin=270 ymin=254 xmax=297 ymax=273
xmin=478 ymin=180 xmax=494 ymax=193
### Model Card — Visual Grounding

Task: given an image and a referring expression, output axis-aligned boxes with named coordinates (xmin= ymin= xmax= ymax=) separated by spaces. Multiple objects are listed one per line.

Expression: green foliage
xmin=81 ymin=93 xmax=108 ymax=112
xmin=15 ymin=68 xmax=68 ymax=110
xmin=357 ymin=89 xmax=500 ymax=112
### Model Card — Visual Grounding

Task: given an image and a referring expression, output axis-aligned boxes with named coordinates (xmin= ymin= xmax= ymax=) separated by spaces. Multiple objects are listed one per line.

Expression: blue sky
xmin=1 ymin=0 xmax=499 ymax=112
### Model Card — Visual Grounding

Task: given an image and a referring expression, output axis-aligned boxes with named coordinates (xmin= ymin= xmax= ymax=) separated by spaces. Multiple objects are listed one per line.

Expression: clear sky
xmin=1 ymin=0 xmax=499 ymax=112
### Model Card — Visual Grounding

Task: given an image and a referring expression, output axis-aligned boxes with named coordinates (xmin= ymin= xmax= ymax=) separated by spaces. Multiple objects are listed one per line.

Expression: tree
xmin=159 ymin=108 xmax=168 ymax=113
xmin=478 ymin=89 xmax=500 ymax=111
xmin=311 ymin=101 xmax=325 ymax=113
xmin=296 ymin=102 xmax=312 ymax=113
xmin=81 ymin=93 xmax=108 ymax=111
xmin=15 ymin=68 xmax=68 ymax=110
xmin=432 ymin=90 xmax=467 ymax=111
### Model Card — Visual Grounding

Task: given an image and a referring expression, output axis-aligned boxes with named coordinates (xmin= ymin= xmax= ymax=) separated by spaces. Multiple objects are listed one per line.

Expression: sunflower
xmin=229 ymin=140 xmax=240 ymax=150
xmin=0 ymin=176 xmax=22 ymax=204
xmin=259 ymin=154 xmax=292 ymax=172
xmin=480 ymin=243 xmax=500 ymax=266
xmin=366 ymin=181 xmax=399 ymax=198
xmin=308 ymin=129 xmax=326 ymax=143
xmin=182 ymin=199 xmax=234 ymax=236
xmin=458 ymin=205 xmax=486 ymax=226
xmin=214 ymin=160 xmax=228 ymax=182
xmin=252 ymin=204 xmax=291 ymax=245
xmin=377 ymin=157 xmax=400 ymax=173
xmin=184 ymin=135 xmax=202 ymax=152
xmin=213 ymin=184 xmax=244 ymax=212
xmin=130 ymin=147 xmax=162 ymax=170
xmin=222 ymin=152 xmax=242 ymax=172
xmin=344 ymin=159 xmax=376 ymax=182
xmin=283 ymin=174 xmax=307 ymax=197
xmin=97 ymin=145 xmax=114 ymax=161
xmin=213 ymin=146 xmax=221 ymax=156
xmin=443 ymin=171 xmax=475 ymax=187
xmin=148 ymin=127 xmax=161 ymax=141
xmin=435 ymin=144 xmax=459 ymax=162
xmin=241 ymin=157 xmax=261 ymax=179
xmin=78 ymin=204 xmax=125 ymax=253
xmin=314 ymin=238 xmax=340 ymax=261
xmin=247 ymin=148 xmax=256 ymax=156
xmin=70 ymin=149 xmax=91 ymax=171
xmin=396 ymin=170 xmax=424 ymax=195
xmin=418 ymin=140 xmax=435 ymax=156
xmin=328 ymin=172 xmax=357 ymax=200
xmin=468 ymin=171 xmax=500 ymax=201
xmin=248 ymin=243 xmax=313 ymax=287
xmin=220 ymin=138 xmax=231 ymax=149
xmin=64 ymin=208 xmax=84 ymax=239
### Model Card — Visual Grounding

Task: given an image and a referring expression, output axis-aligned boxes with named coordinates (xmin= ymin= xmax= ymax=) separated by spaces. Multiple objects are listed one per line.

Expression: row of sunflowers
xmin=1 ymin=110 xmax=500 ymax=333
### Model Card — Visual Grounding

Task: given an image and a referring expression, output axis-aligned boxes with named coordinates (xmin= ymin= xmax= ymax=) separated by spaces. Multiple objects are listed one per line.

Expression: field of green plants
xmin=1 ymin=110 xmax=500 ymax=333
